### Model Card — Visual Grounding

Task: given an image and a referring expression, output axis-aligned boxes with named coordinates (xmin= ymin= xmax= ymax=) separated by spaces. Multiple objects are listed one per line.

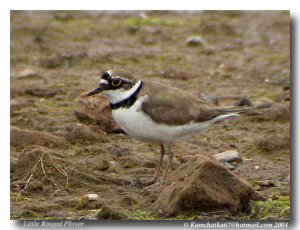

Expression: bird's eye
xmin=111 ymin=78 xmax=122 ymax=87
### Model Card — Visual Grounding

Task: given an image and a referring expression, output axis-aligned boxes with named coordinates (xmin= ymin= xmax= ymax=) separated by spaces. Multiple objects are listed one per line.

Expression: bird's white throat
xmin=102 ymin=80 xmax=142 ymax=104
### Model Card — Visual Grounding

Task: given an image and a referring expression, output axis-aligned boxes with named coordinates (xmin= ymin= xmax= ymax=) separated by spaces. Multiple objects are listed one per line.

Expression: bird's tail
xmin=211 ymin=106 xmax=254 ymax=123
xmin=215 ymin=106 xmax=253 ymax=115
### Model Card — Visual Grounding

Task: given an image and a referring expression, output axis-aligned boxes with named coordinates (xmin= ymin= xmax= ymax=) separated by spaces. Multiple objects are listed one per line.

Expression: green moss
xmin=243 ymin=195 xmax=290 ymax=220
xmin=131 ymin=209 xmax=198 ymax=220
xmin=74 ymin=197 xmax=85 ymax=210
xmin=131 ymin=209 xmax=157 ymax=220
xmin=249 ymin=180 xmax=261 ymax=186
xmin=124 ymin=17 xmax=184 ymax=28
xmin=257 ymin=91 xmax=278 ymax=100
xmin=272 ymin=156 xmax=284 ymax=161
xmin=11 ymin=214 xmax=58 ymax=220
xmin=10 ymin=192 xmax=28 ymax=202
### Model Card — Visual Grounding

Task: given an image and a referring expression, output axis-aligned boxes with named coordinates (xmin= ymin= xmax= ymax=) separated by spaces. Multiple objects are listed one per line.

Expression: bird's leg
xmin=141 ymin=144 xmax=165 ymax=186
xmin=162 ymin=144 xmax=174 ymax=181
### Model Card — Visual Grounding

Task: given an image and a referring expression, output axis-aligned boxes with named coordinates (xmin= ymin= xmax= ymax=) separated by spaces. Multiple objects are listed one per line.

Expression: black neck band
xmin=110 ymin=81 xmax=143 ymax=110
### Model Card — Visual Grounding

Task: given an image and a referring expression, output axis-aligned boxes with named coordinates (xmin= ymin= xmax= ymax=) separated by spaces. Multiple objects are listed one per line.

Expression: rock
xmin=12 ymin=148 xmax=70 ymax=191
xmin=186 ymin=36 xmax=215 ymax=53
xmin=77 ymin=195 xmax=104 ymax=210
xmin=96 ymin=205 xmax=128 ymax=220
xmin=212 ymin=150 xmax=242 ymax=163
xmin=13 ymin=149 xmax=43 ymax=179
xmin=67 ymin=123 xmax=107 ymax=144
xmin=258 ymin=134 xmax=289 ymax=152
xmin=153 ymin=160 xmax=255 ymax=217
xmin=186 ymin=36 xmax=206 ymax=46
xmin=74 ymin=93 xmax=119 ymax=133
xmin=11 ymin=126 xmax=66 ymax=148
xmin=78 ymin=155 xmax=112 ymax=172
xmin=259 ymin=180 xmax=281 ymax=187
xmin=15 ymin=69 xmax=40 ymax=79
xmin=234 ymin=97 xmax=253 ymax=107
xmin=83 ymin=194 xmax=99 ymax=201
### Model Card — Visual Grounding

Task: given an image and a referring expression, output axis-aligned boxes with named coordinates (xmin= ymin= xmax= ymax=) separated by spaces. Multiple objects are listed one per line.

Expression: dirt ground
xmin=10 ymin=11 xmax=290 ymax=220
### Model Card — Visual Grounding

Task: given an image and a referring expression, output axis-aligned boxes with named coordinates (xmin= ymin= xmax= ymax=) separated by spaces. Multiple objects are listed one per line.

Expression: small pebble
xmin=83 ymin=193 xmax=98 ymax=201
xmin=186 ymin=36 xmax=206 ymax=46
xmin=213 ymin=150 xmax=242 ymax=163
xmin=259 ymin=180 xmax=281 ymax=187
xmin=16 ymin=69 xmax=39 ymax=79
xmin=234 ymin=97 xmax=253 ymax=107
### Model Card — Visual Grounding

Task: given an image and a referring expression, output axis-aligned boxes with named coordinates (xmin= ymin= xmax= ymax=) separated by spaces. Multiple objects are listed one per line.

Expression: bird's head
xmin=87 ymin=69 xmax=142 ymax=104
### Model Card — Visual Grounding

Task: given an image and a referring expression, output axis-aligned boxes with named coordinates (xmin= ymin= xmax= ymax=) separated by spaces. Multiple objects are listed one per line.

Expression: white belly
xmin=111 ymin=99 xmax=211 ymax=144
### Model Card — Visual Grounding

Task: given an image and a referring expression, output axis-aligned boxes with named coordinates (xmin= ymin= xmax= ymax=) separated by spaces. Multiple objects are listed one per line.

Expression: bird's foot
xmin=138 ymin=181 xmax=165 ymax=195
xmin=157 ymin=178 xmax=168 ymax=186
xmin=146 ymin=179 xmax=167 ymax=189
xmin=138 ymin=177 xmax=158 ymax=187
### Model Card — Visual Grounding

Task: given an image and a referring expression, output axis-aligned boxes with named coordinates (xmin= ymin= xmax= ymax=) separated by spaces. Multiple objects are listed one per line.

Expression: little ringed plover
xmin=87 ymin=69 xmax=252 ymax=185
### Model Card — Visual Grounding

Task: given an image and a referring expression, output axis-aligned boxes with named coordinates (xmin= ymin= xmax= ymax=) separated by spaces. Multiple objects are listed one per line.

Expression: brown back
xmin=140 ymin=81 xmax=220 ymax=126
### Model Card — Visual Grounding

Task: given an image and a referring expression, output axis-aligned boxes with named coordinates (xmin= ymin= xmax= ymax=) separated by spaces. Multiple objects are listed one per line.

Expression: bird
xmin=86 ymin=69 xmax=252 ymax=186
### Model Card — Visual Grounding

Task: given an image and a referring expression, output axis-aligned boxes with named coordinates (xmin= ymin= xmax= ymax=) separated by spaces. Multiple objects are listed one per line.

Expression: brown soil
xmin=10 ymin=11 xmax=290 ymax=220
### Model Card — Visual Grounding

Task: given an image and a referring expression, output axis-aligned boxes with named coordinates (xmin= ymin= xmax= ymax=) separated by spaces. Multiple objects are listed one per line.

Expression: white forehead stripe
xmin=100 ymin=79 xmax=109 ymax=85
xmin=106 ymin=70 xmax=112 ymax=75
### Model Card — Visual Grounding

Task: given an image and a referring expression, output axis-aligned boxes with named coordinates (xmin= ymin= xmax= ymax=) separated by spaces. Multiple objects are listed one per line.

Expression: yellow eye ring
xmin=111 ymin=78 xmax=122 ymax=87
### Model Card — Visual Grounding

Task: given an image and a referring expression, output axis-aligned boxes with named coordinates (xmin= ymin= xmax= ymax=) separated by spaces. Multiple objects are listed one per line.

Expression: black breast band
xmin=110 ymin=81 xmax=143 ymax=110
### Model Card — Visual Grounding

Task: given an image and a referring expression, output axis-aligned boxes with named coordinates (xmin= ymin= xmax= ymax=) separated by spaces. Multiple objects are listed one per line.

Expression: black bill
xmin=86 ymin=87 xmax=103 ymax=96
